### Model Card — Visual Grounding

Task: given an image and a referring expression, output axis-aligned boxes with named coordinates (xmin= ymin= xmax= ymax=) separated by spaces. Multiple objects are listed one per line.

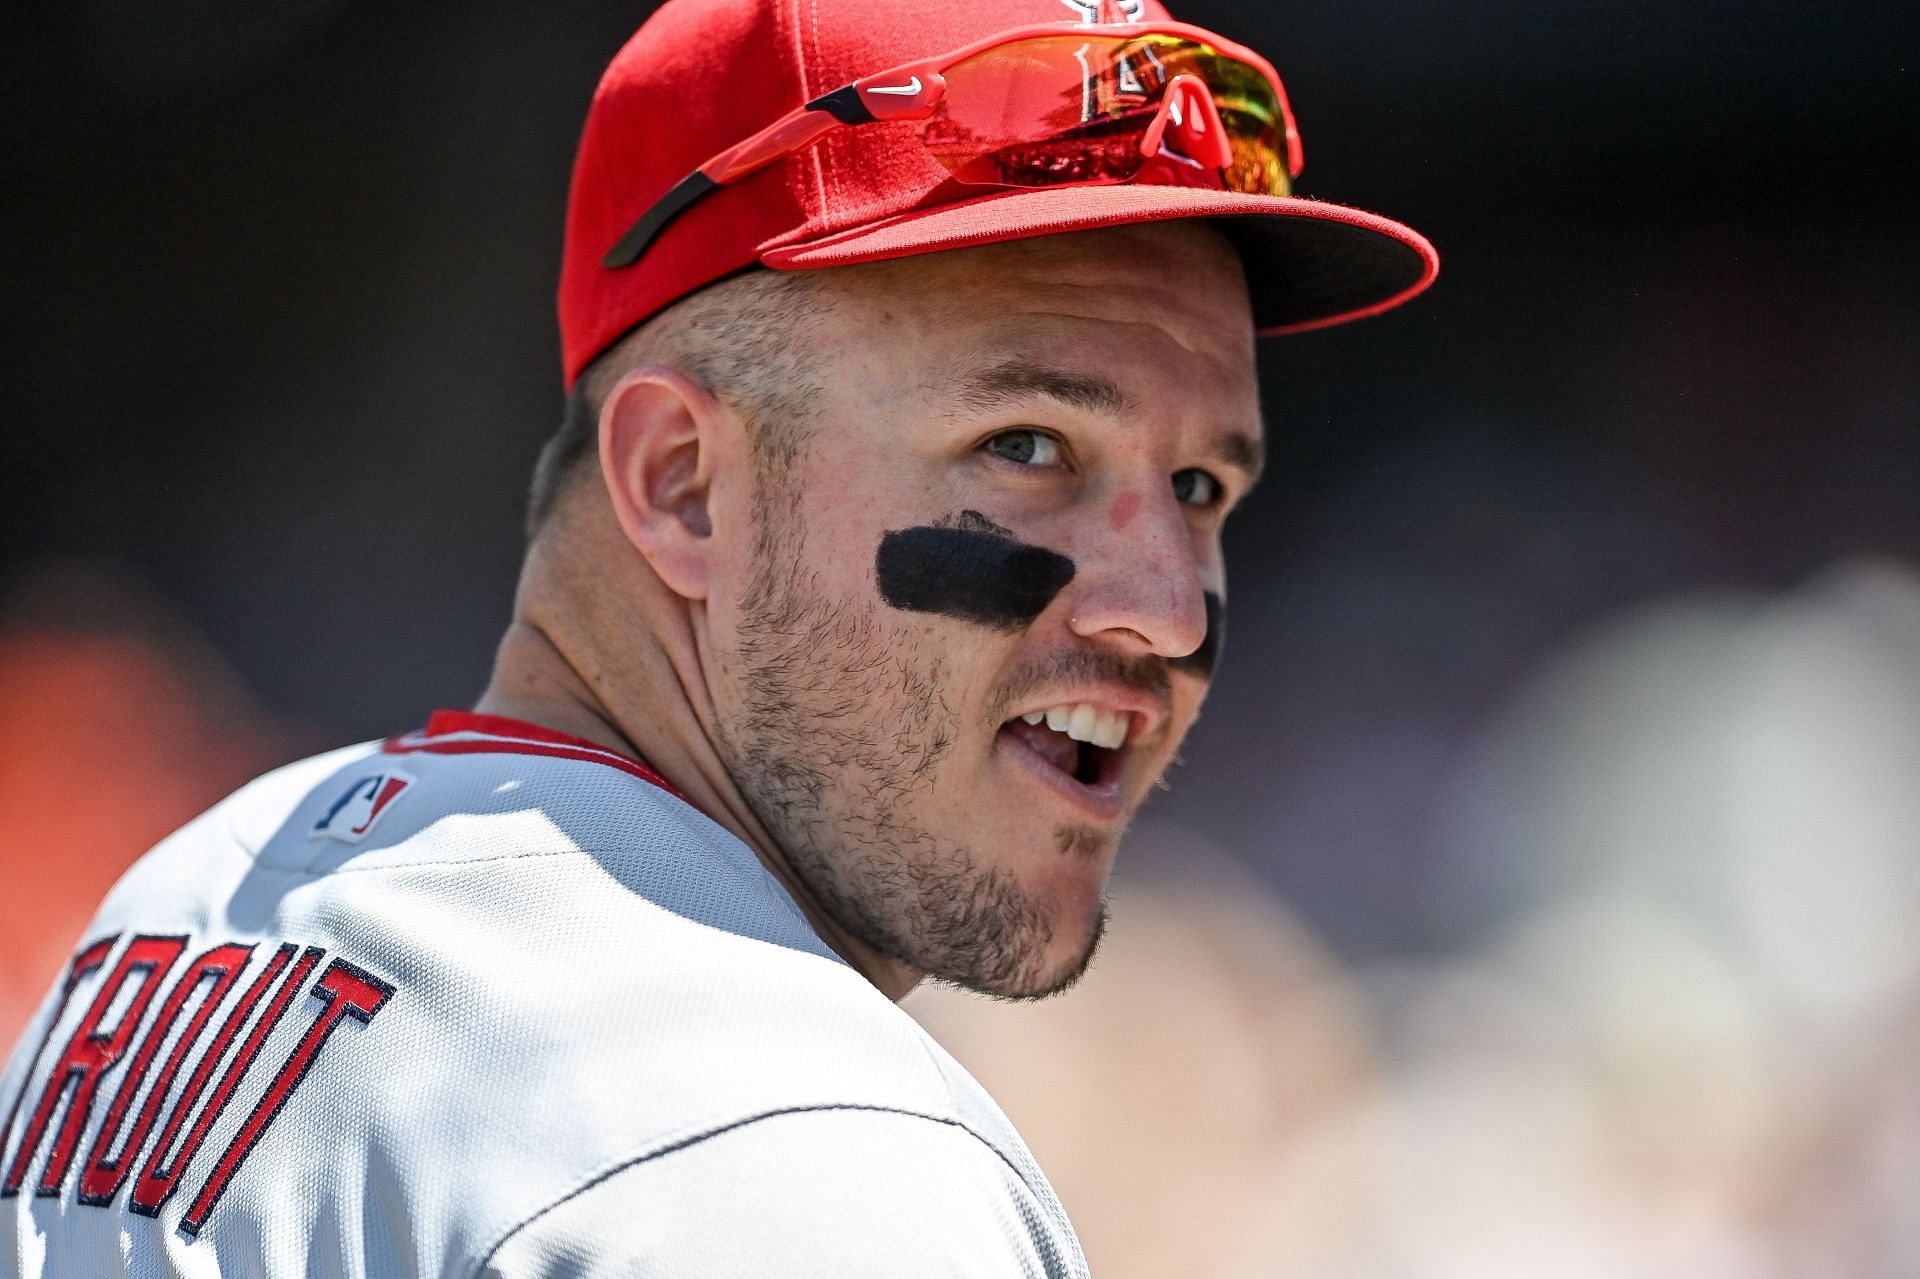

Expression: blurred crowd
xmin=0 ymin=566 xmax=303 ymax=1040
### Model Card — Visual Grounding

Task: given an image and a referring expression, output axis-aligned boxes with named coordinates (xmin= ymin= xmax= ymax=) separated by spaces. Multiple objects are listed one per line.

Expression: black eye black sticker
xmin=1170 ymin=591 xmax=1224 ymax=678
xmin=876 ymin=512 xmax=1222 ymax=674
xmin=875 ymin=510 xmax=1076 ymax=631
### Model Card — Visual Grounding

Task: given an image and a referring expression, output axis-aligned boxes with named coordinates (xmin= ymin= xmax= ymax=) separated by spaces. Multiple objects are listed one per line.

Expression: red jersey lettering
xmin=0 ymin=936 xmax=117 ymax=1189
xmin=78 ymin=942 xmax=254 ymax=1207
xmin=181 ymin=957 xmax=393 ymax=1235
xmin=2 ymin=936 xmax=187 ymax=1197
xmin=128 ymin=944 xmax=321 ymax=1218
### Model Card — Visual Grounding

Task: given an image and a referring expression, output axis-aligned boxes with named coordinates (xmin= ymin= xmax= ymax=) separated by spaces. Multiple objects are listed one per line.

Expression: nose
xmin=1061 ymin=487 xmax=1211 ymax=665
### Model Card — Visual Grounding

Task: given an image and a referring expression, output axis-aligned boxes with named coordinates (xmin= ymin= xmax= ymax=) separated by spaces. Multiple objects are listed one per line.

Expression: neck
xmin=474 ymin=527 xmax=923 ymax=1002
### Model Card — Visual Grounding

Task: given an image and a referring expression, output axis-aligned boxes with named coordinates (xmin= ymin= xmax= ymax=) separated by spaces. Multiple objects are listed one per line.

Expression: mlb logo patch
xmin=311 ymin=770 xmax=416 ymax=843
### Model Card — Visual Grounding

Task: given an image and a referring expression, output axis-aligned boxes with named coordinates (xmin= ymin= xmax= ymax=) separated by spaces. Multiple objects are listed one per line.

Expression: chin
xmin=960 ymin=855 xmax=1113 ymax=1001
xmin=986 ymin=896 xmax=1111 ymax=1003
xmin=802 ymin=805 xmax=1123 ymax=1001
xmin=1005 ymin=825 xmax=1117 ymax=990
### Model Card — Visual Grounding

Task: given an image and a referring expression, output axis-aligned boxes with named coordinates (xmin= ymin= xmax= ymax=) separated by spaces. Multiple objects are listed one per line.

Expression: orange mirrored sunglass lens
xmin=920 ymin=35 xmax=1290 ymax=196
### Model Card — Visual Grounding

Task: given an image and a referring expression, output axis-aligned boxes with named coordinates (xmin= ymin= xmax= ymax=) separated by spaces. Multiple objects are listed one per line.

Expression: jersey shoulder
xmin=1 ymin=713 xmax=1077 ymax=1277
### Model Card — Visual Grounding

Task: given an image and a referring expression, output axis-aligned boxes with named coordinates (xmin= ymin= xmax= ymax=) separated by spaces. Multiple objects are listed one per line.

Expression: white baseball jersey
xmin=0 ymin=711 xmax=1088 ymax=1278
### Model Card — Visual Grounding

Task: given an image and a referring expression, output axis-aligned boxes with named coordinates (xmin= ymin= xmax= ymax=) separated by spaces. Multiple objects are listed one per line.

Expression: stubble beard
xmin=713 ymin=491 xmax=1109 ymax=1000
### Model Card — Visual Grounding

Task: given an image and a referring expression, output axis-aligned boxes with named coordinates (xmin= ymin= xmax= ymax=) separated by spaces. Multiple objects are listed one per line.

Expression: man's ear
xmin=598 ymin=366 xmax=736 ymax=602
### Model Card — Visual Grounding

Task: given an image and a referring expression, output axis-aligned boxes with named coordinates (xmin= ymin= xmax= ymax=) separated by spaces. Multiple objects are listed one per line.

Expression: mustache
xmin=988 ymin=647 xmax=1173 ymax=724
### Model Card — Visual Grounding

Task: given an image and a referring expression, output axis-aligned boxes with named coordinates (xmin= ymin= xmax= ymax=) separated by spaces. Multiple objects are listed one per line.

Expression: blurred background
xmin=2 ymin=0 xmax=1915 ymax=1272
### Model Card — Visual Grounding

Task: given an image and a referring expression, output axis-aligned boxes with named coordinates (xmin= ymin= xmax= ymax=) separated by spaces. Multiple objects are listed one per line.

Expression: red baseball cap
xmin=558 ymin=0 xmax=1438 ymax=389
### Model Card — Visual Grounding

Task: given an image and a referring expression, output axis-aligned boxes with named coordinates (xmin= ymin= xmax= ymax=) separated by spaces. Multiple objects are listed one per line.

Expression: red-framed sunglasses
xmin=602 ymin=21 xmax=1302 ymax=269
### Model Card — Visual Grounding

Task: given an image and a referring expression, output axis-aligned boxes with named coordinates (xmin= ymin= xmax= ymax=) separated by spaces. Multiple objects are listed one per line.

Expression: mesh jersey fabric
xmin=0 ymin=715 xmax=1088 ymax=1278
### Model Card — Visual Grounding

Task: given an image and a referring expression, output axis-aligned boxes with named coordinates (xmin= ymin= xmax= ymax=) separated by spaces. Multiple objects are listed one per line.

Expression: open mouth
xmin=996 ymin=702 xmax=1132 ymax=792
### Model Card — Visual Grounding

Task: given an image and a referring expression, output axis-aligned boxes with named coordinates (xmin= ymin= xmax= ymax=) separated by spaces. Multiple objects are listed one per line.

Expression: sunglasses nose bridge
xmin=1138 ymin=73 xmax=1233 ymax=171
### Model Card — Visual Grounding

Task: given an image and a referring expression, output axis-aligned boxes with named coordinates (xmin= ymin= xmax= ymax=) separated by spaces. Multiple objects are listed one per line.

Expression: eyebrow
xmin=1213 ymin=430 xmax=1265 ymax=486
xmin=952 ymin=358 xmax=1134 ymax=420
xmin=946 ymin=356 xmax=1266 ymax=485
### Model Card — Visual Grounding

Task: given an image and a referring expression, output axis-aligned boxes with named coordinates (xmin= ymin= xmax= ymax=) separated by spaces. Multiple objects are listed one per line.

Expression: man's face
xmin=706 ymin=222 xmax=1262 ymax=998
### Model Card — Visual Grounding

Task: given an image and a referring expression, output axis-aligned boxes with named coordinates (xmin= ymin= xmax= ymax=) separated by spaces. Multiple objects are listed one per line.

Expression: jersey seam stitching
xmin=258 ymin=845 xmax=843 ymax=960
xmin=904 ymin=1029 xmax=1074 ymax=1252
xmin=467 ymin=1102 xmax=1044 ymax=1276
xmin=245 ymin=844 xmax=739 ymax=878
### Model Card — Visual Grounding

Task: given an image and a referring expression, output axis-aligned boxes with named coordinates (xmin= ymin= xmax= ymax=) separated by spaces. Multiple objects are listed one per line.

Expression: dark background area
xmin=2 ymin=0 xmax=1914 ymax=960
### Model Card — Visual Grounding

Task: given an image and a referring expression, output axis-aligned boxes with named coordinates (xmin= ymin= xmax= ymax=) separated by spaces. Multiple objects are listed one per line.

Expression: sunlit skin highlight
xmin=477 ymin=222 xmax=1262 ymax=1001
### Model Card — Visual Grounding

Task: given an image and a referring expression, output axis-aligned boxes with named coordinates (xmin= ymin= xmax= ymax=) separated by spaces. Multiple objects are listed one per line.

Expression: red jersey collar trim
xmin=422 ymin=709 xmax=600 ymax=747
xmin=388 ymin=709 xmax=687 ymax=801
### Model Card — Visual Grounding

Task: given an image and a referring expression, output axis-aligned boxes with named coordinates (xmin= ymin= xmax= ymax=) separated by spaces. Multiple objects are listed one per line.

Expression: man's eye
xmin=984 ymin=430 xmax=1062 ymax=467
xmin=1172 ymin=468 xmax=1221 ymax=507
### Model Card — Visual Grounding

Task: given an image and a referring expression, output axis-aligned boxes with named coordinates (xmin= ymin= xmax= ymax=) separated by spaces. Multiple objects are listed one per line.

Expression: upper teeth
xmin=1020 ymin=703 xmax=1131 ymax=750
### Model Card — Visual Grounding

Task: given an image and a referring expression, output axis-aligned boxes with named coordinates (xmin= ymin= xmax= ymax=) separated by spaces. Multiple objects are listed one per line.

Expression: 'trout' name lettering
xmin=0 ymin=934 xmax=394 ymax=1237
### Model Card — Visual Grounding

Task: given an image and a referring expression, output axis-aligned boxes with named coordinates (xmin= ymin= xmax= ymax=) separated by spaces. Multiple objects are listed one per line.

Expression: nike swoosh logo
xmin=868 ymin=76 xmax=922 ymax=95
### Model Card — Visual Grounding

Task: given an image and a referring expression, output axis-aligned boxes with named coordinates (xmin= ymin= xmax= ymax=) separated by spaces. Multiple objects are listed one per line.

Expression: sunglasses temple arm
xmin=601 ymin=171 xmax=717 ymax=268
xmin=601 ymin=99 xmax=856 ymax=269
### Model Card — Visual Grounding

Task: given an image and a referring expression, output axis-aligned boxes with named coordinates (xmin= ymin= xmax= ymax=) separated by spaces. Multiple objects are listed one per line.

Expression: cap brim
xmin=758 ymin=184 xmax=1437 ymax=336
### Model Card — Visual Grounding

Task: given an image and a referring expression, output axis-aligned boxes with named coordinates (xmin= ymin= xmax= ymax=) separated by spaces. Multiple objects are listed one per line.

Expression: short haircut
xmin=525 ymin=268 xmax=832 ymax=538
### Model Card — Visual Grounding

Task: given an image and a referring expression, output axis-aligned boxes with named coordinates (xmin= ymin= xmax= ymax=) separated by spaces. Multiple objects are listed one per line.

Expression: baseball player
xmin=0 ymin=0 xmax=1434 ymax=1273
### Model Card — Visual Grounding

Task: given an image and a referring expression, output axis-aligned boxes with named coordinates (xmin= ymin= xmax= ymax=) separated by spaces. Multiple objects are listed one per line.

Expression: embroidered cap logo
xmin=1058 ymin=0 xmax=1146 ymax=23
